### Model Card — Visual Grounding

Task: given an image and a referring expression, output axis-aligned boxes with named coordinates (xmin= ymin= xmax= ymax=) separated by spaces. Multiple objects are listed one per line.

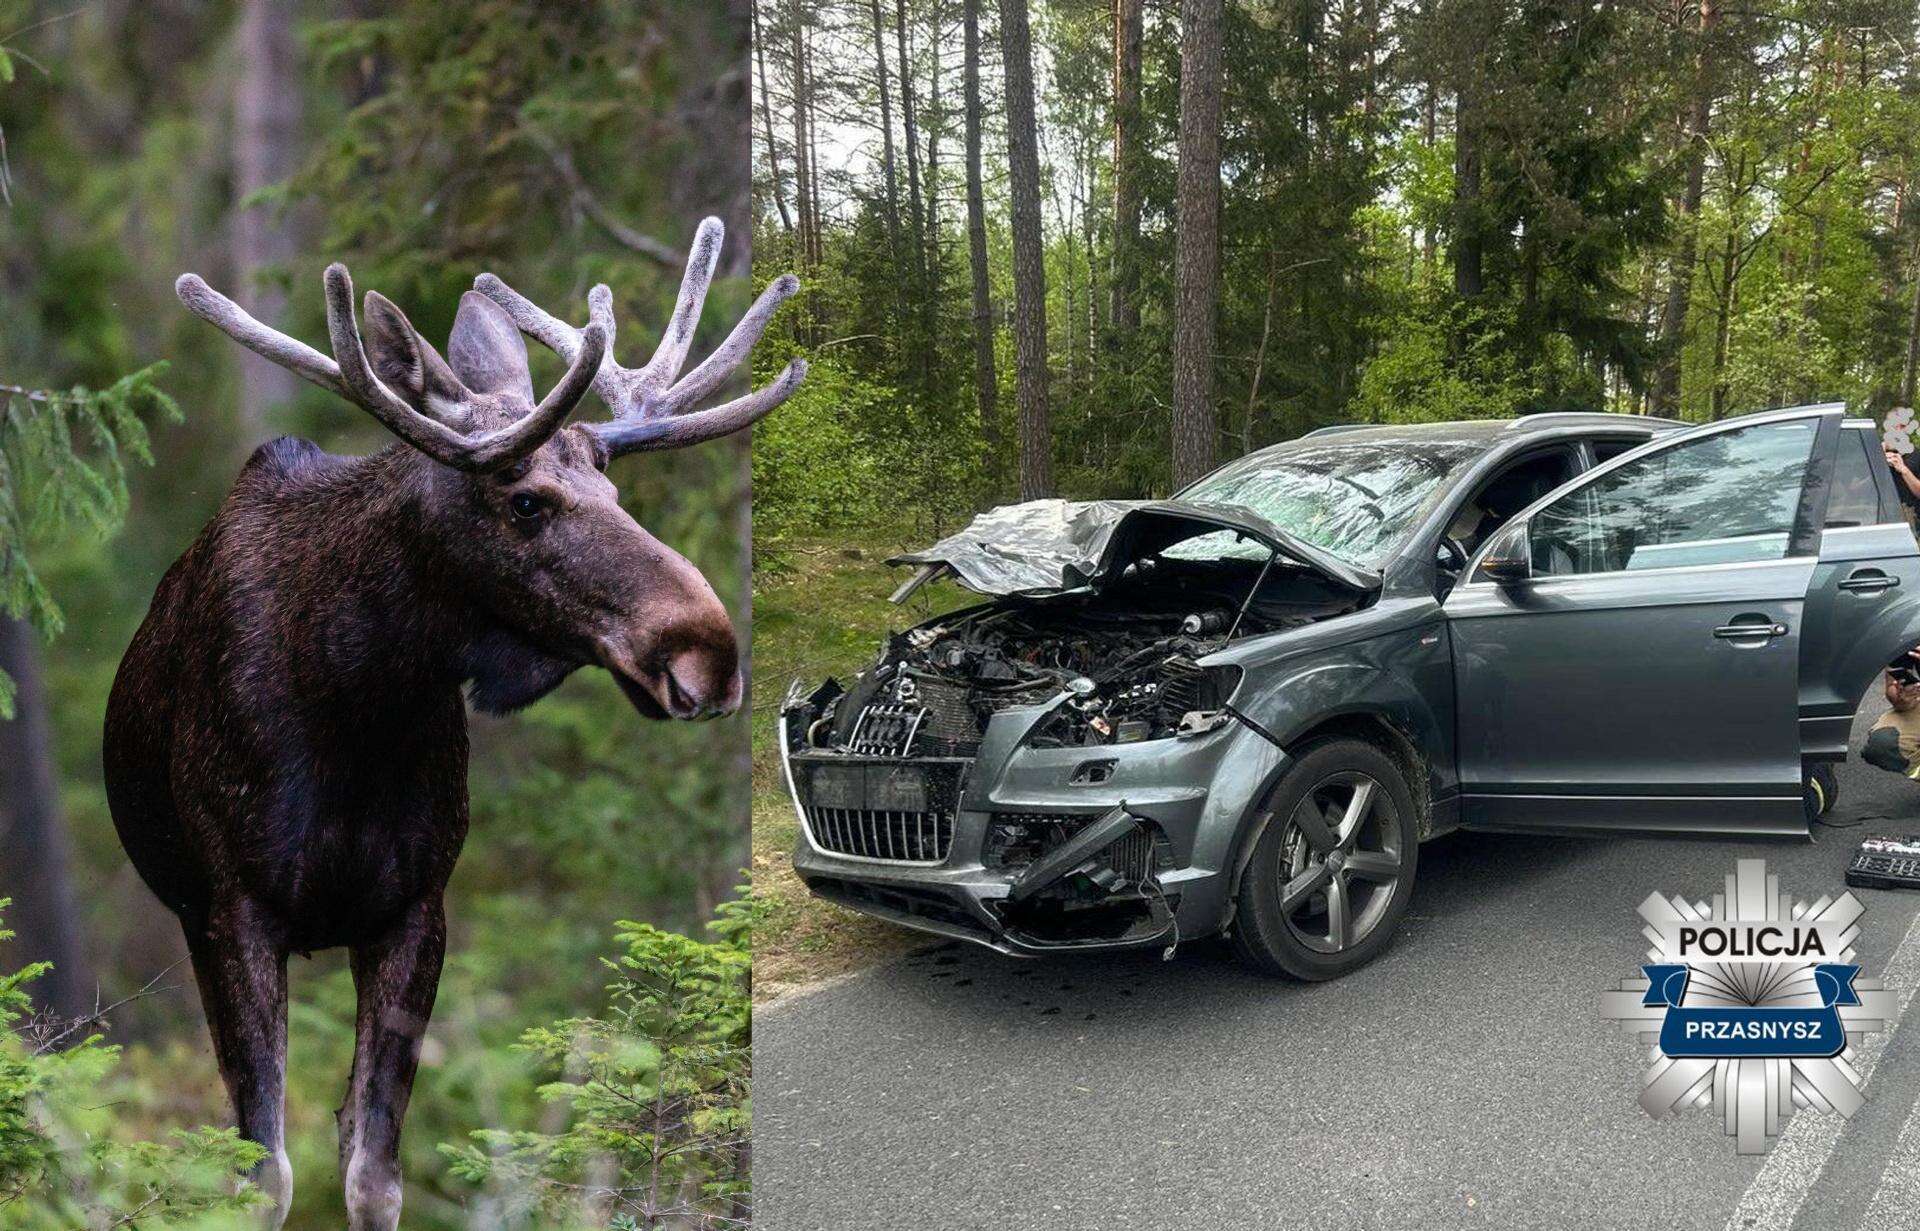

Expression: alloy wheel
xmin=1277 ymin=770 xmax=1406 ymax=954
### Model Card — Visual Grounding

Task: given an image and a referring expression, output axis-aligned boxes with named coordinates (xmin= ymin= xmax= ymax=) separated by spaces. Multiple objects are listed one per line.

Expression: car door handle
xmin=1712 ymin=620 xmax=1789 ymax=641
xmin=1839 ymin=570 xmax=1901 ymax=595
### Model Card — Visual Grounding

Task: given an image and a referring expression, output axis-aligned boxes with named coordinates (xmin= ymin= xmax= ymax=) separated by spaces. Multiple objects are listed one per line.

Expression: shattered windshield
xmin=1171 ymin=437 xmax=1486 ymax=565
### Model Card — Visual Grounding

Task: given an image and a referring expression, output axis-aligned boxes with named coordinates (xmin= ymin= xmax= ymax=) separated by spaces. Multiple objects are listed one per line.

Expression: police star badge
xmin=1600 ymin=858 xmax=1899 ymax=1155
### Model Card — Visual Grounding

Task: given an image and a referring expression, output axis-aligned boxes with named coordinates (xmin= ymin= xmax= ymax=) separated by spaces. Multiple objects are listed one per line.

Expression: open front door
xmin=1443 ymin=407 xmax=1840 ymax=835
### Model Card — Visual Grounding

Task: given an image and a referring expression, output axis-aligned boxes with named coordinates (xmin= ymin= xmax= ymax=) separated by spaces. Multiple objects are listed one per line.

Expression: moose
xmin=102 ymin=218 xmax=801 ymax=1230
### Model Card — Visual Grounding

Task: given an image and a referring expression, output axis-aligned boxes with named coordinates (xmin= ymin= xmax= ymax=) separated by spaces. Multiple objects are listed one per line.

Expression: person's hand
xmin=1889 ymin=449 xmax=1914 ymax=480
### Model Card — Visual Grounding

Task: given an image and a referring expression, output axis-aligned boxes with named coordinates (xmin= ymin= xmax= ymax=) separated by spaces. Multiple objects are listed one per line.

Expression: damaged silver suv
xmin=780 ymin=406 xmax=1920 ymax=978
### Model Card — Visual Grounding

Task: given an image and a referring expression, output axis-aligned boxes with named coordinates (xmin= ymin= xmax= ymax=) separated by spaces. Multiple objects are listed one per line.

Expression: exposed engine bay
xmin=783 ymin=504 xmax=1381 ymax=951
xmin=796 ymin=553 xmax=1366 ymax=756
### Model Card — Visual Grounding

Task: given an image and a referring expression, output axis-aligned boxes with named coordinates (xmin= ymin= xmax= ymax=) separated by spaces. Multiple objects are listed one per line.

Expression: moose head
xmin=176 ymin=217 xmax=802 ymax=721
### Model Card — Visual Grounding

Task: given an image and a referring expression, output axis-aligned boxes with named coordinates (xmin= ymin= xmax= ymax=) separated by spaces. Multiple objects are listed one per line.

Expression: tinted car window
xmin=1176 ymin=439 xmax=1483 ymax=565
xmin=1826 ymin=428 xmax=1883 ymax=527
xmin=1590 ymin=436 xmax=1649 ymax=464
xmin=1528 ymin=418 xmax=1816 ymax=576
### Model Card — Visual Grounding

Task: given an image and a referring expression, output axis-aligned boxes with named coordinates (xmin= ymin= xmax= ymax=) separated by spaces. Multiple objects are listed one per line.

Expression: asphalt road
xmin=757 ymin=703 xmax=1920 ymax=1230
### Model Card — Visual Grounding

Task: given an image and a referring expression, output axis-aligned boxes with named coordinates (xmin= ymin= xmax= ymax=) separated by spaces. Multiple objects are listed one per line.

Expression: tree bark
xmin=789 ymin=0 xmax=815 ymax=268
xmin=1421 ymin=77 xmax=1436 ymax=277
xmin=1452 ymin=84 xmax=1483 ymax=299
xmin=1902 ymin=231 xmax=1920 ymax=408
xmin=1109 ymin=0 xmax=1145 ymax=336
xmin=754 ymin=0 xmax=795 ymax=235
xmin=231 ymin=0 xmax=303 ymax=443
xmin=896 ymin=0 xmax=930 ymax=293
xmin=1710 ymin=225 xmax=1738 ymax=419
xmin=963 ymin=0 xmax=1001 ymax=453
xmin=1171 ymin=0 xmax=1224 ymax=487
xmin=0 ymin=616 xmax=94 ymax=1021
xmin=1651 ymin=0 xmax=1718 ymax=414
xmin=805 ymin=31 xmax=825 ymax=268
xmin=869 ymin=0 xmax=907 ymax=278
xmin=998 ymin=0 xmax=1052 ymax=498
xmin=924 ymin=0 xmax=944 ymax=290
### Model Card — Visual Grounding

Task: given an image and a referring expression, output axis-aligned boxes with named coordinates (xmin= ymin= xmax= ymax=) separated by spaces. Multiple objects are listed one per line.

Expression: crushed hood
xmin=886 ymin=498 xmax=1382 ymax=599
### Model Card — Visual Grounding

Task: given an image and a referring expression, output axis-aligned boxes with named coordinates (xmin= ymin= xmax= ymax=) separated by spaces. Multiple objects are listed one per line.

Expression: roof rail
xmin=1510 ymin=410 xmax=1686 ymax=426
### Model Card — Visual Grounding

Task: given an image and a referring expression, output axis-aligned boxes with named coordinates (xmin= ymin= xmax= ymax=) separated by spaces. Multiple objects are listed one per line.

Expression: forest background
xmin=2 ymin=1 xmax=758 ymax=1227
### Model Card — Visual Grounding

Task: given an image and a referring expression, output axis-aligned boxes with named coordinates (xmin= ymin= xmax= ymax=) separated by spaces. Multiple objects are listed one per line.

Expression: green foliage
xmin=752 ymin=353 xmax=984 ymax=542
xmin=1353 ymin=298 xmax=1549 ymax=423
xmin=1 ymin=3 xmax=755 ymax=1227
xmin=0 ymin=368 xmax=178 ymax=716
xmin=440 ymin=900 xmax=754 ymax=1229
xmin=0 ymin=901 xmax=265 ymax=1228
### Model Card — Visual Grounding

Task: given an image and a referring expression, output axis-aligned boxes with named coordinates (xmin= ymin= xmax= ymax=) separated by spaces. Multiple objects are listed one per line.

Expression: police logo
xmin=1600 ymin=858 xmax=1899 ymax=1154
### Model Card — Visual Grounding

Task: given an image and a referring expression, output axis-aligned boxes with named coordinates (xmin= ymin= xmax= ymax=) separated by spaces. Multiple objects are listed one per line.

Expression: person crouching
xmin=1863 ymin=654 xmax=1920 ymax=779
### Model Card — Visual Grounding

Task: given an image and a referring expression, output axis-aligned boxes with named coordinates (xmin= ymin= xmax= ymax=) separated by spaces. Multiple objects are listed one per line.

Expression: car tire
xmin=1804 ymin=762 xmax=1839 ymax=821
xmin=1230 ymin=736 xmax=1420 ymax=980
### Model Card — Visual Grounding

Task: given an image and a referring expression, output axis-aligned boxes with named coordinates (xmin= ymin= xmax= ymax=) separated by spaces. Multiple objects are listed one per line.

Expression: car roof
xmin=1297 ymin=412 xmax=1683 ymax=447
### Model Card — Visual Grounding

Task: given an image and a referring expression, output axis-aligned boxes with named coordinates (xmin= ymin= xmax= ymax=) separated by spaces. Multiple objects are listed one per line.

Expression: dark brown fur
xmin=104 ymin=290 xmax=743 ymax=1229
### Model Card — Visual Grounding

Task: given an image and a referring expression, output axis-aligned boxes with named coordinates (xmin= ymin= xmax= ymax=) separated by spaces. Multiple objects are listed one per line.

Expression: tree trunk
xmin=231 ymin=0 xmax=303 ymax=444
xmin=1109 ymin=0 xmax=1145 ymax=336
xmin=1246 ymin=248 xmax=1280 ymax=452
xmin=869 ymin=0 xmax=906 ymax=279
xmin=0 ymin=617 xmax=94 ymax=1021
xmin=1710 ymin=226 xmax=1738 ymax=419
xmin=963 ymin=0 xmax=1001 ymax=454
xmin=1082 ymin=148 xmax=1098 ymax=393
xmin=925 ymin=1 xmax=944 ymax=291
xmin=1902 ymin=231 xmax=1920 ymax=408
xmin=1650 ymin=0 xmax=1717 ymax=414
xmin=998 ymin=0 xmax=1052 ymax=498
xmin=896 ymin=0 xmax=930 ymax=293
xmin=804 ymin=34 xmax=825 ymax=270
xmin=1452 ymin=84 xmax=1483 ymax=299
xmin=789 ymin=0 xmax=815 ymax=267
xmin=1171 ymin=0 xmax=1224 ymax=487
xmin=754 ymin=0 xmax=795 ymax=235
xmin=1421 ymin=78 xmax=1436 ymax=277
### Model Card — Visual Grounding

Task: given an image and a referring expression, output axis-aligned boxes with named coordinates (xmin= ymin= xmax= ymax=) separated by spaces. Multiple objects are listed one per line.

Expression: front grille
xmin=807 ymin=805 xmax=955 ymax=863
xmin=847 ymin=703 xmax=925 ymax=756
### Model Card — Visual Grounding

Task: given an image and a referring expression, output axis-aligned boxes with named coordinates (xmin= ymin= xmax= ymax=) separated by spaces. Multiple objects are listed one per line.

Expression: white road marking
xmin=1723 ymin=907 xmax=1920 ymax=1231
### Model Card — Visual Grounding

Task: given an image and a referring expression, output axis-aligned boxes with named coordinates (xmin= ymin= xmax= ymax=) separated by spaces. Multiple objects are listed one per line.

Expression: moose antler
xmin=474 ymin=216 xmax=806 ymax=456
xmin=175 ymin=265 xmax=607 ymax=473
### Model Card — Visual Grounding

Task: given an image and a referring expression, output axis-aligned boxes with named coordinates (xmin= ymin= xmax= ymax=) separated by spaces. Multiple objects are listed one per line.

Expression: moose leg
xmin=185 ymin=902 xmax=291 ymax=1228
xmin=338 ymin=897 xmax=445 ymax=1231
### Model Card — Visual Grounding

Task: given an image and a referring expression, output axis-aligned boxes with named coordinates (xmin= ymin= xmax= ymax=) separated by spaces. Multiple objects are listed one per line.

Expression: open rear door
xmin=1798 ymin=421 xmax=1920 ymax=762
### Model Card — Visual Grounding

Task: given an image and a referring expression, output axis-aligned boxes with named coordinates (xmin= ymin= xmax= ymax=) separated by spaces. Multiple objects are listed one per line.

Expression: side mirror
xmin=1478 ymin=521 xmax=1532 ymax=586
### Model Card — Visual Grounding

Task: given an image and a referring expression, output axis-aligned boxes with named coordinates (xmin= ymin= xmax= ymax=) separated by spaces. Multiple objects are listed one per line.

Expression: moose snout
xmin=601 ymin=591 xmax=742 ymax=723
xmin=662 ymin=639 xmax=744 ymax=721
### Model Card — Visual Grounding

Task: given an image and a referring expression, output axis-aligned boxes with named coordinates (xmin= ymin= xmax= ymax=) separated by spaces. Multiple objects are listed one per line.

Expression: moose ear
xmin=447 ymin=291 xmax=535 ymax=401
xmin=363 ymin=291 xmax=468 ymax=412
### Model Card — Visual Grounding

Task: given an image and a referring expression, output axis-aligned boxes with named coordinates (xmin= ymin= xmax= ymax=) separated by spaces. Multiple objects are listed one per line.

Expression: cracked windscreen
xmin=1170 ymin=438 xmax=1486 ymax=565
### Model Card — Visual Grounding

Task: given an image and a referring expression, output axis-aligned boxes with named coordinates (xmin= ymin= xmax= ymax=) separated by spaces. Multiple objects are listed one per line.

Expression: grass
xmin=747 ymin=530 xmax=973 ymax=1003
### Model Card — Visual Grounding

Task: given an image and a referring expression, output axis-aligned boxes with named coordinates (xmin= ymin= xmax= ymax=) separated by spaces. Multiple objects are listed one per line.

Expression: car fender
xmin=1214 ymin=632 xmax=1453 ymax=908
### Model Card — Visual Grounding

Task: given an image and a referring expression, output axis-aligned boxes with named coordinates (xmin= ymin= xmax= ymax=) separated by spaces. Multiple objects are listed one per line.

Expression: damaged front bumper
xmin=781 ymin=683 xmax=1284 ymax=956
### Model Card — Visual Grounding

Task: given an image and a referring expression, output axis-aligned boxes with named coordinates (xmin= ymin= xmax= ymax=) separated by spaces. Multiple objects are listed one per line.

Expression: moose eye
xmin=509 ymin=492 xmax=547 ymax=522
